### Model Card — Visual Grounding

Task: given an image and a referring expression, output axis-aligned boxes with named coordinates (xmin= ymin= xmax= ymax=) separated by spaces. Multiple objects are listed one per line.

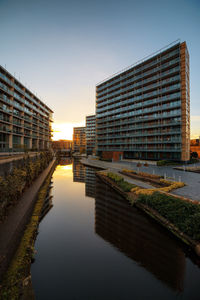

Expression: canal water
xmin=31 ymin=159 xmax=200 ymax=300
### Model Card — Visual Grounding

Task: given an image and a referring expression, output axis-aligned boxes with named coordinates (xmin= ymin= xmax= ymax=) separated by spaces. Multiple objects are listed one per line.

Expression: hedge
xmin=0 ymin=151 xmax=53 ymax=220
xmin=107 ymin=172 xmax=136 ymax=192
xmin=137 ymin=192 xmax=200 ymax=241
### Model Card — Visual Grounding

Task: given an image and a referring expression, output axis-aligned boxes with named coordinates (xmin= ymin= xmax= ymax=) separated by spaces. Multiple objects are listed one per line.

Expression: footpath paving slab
xmin=0 ymin=159 xmax=56 ymax=281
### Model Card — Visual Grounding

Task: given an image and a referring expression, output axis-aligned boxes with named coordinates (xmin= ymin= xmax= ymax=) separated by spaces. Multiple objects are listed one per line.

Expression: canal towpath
xmin=0 ymin=159 xmax=56 ymax=282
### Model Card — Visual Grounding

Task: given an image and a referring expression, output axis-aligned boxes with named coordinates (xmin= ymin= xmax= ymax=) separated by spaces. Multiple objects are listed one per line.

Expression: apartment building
xmin=73 ymin=127 xmax=86 ymax=153
xmin=86 ymin=115 xmax=96 ymax=155
xmin=0 ymin=65 xmax=53 ymax=152
xmin=96 ymin=41 xmax=190 ymax=161
xmin=52 ymin=139 xmax=72 ymax=151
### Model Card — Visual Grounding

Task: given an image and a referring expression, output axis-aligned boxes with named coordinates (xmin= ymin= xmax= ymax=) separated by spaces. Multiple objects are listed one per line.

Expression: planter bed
xmin=120 ymin=170 xmax=166 ymax=188
xmin=96 ymin=171 xmax=200 ymax=257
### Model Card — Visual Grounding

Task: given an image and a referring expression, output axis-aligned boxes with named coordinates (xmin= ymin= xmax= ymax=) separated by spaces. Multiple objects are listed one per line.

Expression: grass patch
xmin=136 ymin=192 xmax=200 ymax=241
xmin=107 ymin=172 xmax=136 ymax=192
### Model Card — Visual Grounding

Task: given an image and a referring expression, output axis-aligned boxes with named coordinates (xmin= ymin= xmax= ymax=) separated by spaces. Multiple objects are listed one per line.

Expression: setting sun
xmin=52 ymin=122 xmax=85 ymax=141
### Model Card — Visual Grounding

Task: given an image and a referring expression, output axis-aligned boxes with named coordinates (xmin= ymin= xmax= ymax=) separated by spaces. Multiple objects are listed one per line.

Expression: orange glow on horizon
xmin=52 ymin=122 xmax=85 ymax=141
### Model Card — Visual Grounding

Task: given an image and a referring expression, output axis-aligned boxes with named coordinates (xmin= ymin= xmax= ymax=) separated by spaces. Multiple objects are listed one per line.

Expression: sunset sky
xmin=0 ymin=0 xmax=199 ymax=140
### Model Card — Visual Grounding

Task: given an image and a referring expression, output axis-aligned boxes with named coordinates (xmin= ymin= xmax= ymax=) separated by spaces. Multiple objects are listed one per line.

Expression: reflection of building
xmin=59 ymin=157 xmax=72 ymax=165
xmin=40 ymin=180 xmax=53 ymax=221
xmin=86 ymin=115 xmax=96 ymax=155
xmin=0 ymin=65 xmax=53 ymax=152
xmin=96 ymin=41 xmax=190 ymax=162
xmin=95 ymin=178 xmax=185 ymax=292
xmin=72 ymin=159 xmax=85 ymax=183
xmin=52 ymin=140 xmax=72 ymax=151
xmin=73 ymin=127 xmax=86 ymax=153
xmin=85 ymin=167 xmax=96 ymax=198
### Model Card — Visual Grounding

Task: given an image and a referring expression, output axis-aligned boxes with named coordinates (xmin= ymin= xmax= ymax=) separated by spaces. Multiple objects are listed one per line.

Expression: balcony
xmin=97 ymin=48 xmax=180 ymax=91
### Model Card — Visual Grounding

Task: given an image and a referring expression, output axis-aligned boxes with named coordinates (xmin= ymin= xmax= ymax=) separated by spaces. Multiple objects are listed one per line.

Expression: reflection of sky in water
xmin=54 ymin=164 xmax=73 ymax=178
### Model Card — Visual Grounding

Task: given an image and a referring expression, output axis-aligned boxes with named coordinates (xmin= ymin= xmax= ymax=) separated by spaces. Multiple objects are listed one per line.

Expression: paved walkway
xmin=81 ymin=158 xmax=200 ymax=201
xmin=0 ymin=159 xmax=56 ymax=281
xmin=105 ymin=167 xmax=155 ymax=189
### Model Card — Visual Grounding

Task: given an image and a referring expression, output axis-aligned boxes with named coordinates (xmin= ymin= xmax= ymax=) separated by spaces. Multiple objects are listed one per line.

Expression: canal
xmin=31 ymin=159 xmax=200 ymax=300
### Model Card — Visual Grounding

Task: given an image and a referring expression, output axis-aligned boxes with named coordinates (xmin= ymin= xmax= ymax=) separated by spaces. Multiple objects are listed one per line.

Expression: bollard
xmin=164 ymin=173 xmax=166 ymax=180
xmin=179 ymin=176 xmax=181 ymax=182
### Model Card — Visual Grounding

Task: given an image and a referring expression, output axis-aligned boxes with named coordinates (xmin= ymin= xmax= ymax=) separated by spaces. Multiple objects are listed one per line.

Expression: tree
xmin=191 ymin=151 xmax=198 ymax=159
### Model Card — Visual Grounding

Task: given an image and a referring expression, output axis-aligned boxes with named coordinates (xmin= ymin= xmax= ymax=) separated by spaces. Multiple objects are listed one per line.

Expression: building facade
xmin=0 ymin=65 xmax=53 ymax=152
xmin=96 ymin=41 xmax=190 ymax=161
xmin=52 ymin=139 xmax=72 ymax=151
xmin=73 ymin=127 xmax=86 ymax=153
xmin=86 ymin=115 xmax=96 ymax=155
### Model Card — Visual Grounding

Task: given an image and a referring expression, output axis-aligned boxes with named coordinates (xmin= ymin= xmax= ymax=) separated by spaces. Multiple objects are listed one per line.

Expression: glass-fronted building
xmin=0 ymin=65 xmax=53 ymax=152
xmin=96 ymin=41 xmax=190 ymax=161
xmin=86 ymin=115 xmax=96 ymax=155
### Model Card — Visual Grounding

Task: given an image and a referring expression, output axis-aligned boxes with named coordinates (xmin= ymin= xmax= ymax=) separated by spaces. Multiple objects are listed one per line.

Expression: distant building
xmin=0 ymin=65 xmax=53 ymax=152
xmin=73 ymin=127 xmax=86 ymax=153
xmin=52 ymin=139 xmax=72 ymax=151
xmin=86 ymin=115 xmax=96 ymax=155
xmin=190 ymin=139 xmax=199 ymax=146
xmin=96 ymin=41 xmax=190 ymax=161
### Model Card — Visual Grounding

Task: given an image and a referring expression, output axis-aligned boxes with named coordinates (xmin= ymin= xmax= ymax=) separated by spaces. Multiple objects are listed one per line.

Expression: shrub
xmin=157 ymin=160 xmax=167 ymax=166
xmin=190 ymin=151 xmax=198 ymax=159
xmin=122 ymin=169 xmax=136 ymax=173
xmin=107 ymin=172 xmax=135 ymax=192
xmin=131 ymin=179 xmax=185 ymax=196
xmin=189 ymin=158 xmax=199 ymax=164
xmin=157 ymin=160 xmax=180 ymax=166
xmin=137 ymin=192 xmax=200 ymax=241
xmin=0 ymin=151 xmax=53 ymax=219
xmin=119 ymin=181 xmax=136 ymax=192
xmin=138 ymin=171 xmax=161 ymax=179
xmin=107 ymin=172 xmax=124 ymax=183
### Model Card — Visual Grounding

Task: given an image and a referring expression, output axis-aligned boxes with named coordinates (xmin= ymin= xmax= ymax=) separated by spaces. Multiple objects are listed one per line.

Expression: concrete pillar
xmin=9 ymin=134 xmax=13 ymax=150
xmin=29 ymin=138 xmax=32 ymax=149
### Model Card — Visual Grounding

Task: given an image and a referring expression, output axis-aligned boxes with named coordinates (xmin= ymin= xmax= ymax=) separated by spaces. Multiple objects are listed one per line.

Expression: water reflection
xmin=73 ymin=159 xmax=85 ymax=182
xmin=85 ymin=167 xmax=96 ymax=198
xmin=40 ymin=179 xmax=54 ymax=222
xmin=59 ymin=157 xmax=72 ymax=166
xmin=95 ymin=178 xmax=185 ymax=292
xmin=31 ymin=160 xmax=200 ymax=300
xmin=72 ymin=159 xmax=97 ymax=198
